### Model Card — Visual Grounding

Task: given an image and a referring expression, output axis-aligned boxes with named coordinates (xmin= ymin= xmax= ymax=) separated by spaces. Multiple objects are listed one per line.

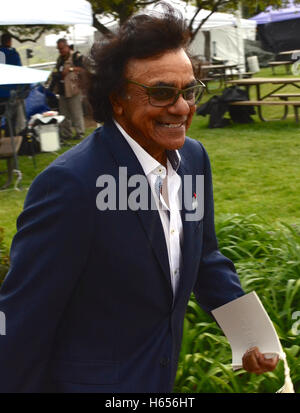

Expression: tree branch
xmin=6 ymin=28 xmax=48 ymax=43
xmin=92 ymin=13 xmax=113 ymax=36
xmin=136 ymin=0 xmax=160 ymax=6
xmin=189 ymin=0 xmax=227 ymax=44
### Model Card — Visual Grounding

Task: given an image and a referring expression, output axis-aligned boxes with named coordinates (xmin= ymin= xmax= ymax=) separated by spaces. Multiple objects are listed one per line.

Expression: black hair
xmin=87 ymin=3 xmax=191 ymax=123
xmin=1 ymin=33 xmax=12 ymax=46
xmin=56 ymin=38 xmax=69 ymax=46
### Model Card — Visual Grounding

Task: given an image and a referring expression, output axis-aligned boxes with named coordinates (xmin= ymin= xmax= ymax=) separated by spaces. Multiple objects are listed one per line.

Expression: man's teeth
xmin=160 ymin=123 xmax=183 ymax=128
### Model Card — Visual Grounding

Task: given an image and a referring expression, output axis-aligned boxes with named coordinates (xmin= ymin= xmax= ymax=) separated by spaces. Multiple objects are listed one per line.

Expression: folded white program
xmin=212 ymin=291 xmax=294 ymax=393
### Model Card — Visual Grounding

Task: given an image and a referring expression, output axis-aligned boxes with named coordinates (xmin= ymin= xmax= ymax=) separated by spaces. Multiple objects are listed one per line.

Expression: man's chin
xmin=163 ymin=134 xmax=186 ymax=151
xmin=173 ymin=135 xmax=186 ymax=149
xmin=155 ymin=126 xmax=186 ymax=148
xmin=169 ymin=130 xmax=186 ymax=147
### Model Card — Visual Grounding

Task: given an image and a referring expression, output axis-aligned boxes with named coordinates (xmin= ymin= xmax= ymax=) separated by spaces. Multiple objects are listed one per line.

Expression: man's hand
xmin=242 ymin=346 xmax=279 ymax=374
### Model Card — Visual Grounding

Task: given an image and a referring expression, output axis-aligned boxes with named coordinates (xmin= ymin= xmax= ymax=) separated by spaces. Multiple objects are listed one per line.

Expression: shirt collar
xmin=113 ymin=119 xmax=181 ymax=176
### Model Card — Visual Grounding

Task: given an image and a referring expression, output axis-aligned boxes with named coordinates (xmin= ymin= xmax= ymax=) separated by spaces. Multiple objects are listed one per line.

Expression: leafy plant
xmin=174 ymin=214 xmax=300 ymax=393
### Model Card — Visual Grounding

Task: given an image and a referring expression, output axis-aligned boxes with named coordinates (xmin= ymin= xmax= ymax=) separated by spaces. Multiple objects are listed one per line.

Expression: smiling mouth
xmin=157 ymin=122 xmax=184 ymax=128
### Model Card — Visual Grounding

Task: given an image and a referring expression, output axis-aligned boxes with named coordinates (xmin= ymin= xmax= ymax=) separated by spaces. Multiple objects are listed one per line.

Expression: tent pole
xmin=236 ymin=2 xmax=244 ymax=75
xmin=5 ymin=100 xmax=22 ymax=190
xmin=73 ymin=25 xmax=76 ymax=49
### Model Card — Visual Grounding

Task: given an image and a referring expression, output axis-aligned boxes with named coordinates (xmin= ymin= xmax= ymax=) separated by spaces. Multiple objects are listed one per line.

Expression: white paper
xmin=212 ymin=291 xmax=284 ymax=369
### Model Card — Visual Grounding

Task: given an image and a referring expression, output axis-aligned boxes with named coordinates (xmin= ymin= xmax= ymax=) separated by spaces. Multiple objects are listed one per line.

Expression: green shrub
xmin=0 ymin=227 xmax=9 ymax=285
xmin=174 ymin=214 xmax=300 ymax=393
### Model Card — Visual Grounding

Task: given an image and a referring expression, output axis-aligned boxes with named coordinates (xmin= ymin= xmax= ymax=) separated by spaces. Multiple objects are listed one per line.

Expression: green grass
xmin=189 ymin=120 xmax=300 ymax=226
xmin=190 ymin=66 xmax=300 ymax=227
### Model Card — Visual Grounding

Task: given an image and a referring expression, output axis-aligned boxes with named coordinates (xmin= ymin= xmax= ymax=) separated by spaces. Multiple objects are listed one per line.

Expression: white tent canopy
xmin=0 ymin=0 xmax=92 ymax=25
xmin=0 ymin=64 xmax=50 ymax=85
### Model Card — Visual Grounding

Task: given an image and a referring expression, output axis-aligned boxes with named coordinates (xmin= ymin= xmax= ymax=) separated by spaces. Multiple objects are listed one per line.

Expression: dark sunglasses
xmin=126 ymin=79 xmax=206 ymax=107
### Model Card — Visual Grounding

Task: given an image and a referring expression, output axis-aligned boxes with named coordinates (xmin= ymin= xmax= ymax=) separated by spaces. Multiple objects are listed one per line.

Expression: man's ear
xmin=110 ymin=93 xmax=124 ymax=116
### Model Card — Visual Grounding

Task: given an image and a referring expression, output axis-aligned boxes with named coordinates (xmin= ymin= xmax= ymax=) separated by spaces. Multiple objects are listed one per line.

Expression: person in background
xmin=0 ymin=33 xmax=22 ymax=66
xmin=50 ymin=38 xmax=85 ymax=140
xmin=0 ymin=33 xmax=26 ymax=135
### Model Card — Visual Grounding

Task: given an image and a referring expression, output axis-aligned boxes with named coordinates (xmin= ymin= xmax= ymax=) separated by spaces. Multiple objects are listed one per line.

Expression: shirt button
xmin=171 ymin=229 xmax=175 ymax=235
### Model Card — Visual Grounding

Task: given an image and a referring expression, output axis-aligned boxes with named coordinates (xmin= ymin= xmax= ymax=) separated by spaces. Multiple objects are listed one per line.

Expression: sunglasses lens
xmin=149 ymin=84 xmax=205 ymax=107
xmin=149 ymin=87 xmax=175 ymax=104
xmin=184 ymin=85 xmax=204 ymax=102
xmin=194 ymin=85 xmax=205 ymax=103
xmin=183 ymin=88 xmax=196 ymax=102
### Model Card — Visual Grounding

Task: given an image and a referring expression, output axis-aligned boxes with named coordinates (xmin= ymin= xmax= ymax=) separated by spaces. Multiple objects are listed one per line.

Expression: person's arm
xmin=16 ymin=51 xmax=22 ymax=66
xmin=0 ymin=165 xmax=94 ymax=392
xmin=192 ymin=142 xmax=244 ymax=313
xmin=193 ymin=143 xmax=279 ymax=374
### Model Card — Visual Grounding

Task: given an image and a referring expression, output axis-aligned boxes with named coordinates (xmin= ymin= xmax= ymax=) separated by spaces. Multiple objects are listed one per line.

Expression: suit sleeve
xmin=193 ymin=143 xmax=245 ymax=314
xmin=0 ymin=165 xmax=94 ymax=392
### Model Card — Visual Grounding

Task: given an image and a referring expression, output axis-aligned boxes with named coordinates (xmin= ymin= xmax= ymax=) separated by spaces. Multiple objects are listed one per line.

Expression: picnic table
xmin=226 ymin=77 xmax=300 ymax=122
xmin=277 ymin=51 xmax=300 ymax=75
xmin=201 ymin=63 xmax=238 ymax=73
xmin=201 ymin=63 xmax=239 ymax=80
xmin=268 ymin=61 xmax=292 ymax=75
xmin=278 ymin=49 xmax=300 ymax=57
xmin=199 ymin=63 xmax=242 ymax=93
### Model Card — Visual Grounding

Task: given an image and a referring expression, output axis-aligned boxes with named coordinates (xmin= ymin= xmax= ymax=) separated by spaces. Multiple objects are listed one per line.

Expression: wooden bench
xmin=269 ymin=61 xmax=292 ymax=75
xmin=200 ymin=77 xmax=215 ymax=83
xmin=270 ymin=93 xmax=300 ymax=99
xmin=200 ymin=77 xmax=223 ymax=94
xmin=241 ymin=72 xmax=255 ymax=79
xmin=0 ymin=136 xmax=22 ymax=189
xmin=212 ymin=72 xmax=240 ymax=81
xmin=229 ymin=100 xmax=300 ymax=122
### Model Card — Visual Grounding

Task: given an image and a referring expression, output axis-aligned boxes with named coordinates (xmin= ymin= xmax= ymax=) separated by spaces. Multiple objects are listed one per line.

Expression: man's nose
xmin=167 ymin=94 xmax=191 ymax=115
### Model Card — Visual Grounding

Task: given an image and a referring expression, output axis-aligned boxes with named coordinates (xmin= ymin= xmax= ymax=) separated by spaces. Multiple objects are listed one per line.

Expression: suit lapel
xmin=176 ymin=152 xmax=201 ymax=304
xmin=101 ymin=122 xmax=172 ymax=291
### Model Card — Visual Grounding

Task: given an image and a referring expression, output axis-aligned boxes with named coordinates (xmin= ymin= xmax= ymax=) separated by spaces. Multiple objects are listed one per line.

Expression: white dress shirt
xmin=114 ymin=120 xmax=183 ymax=297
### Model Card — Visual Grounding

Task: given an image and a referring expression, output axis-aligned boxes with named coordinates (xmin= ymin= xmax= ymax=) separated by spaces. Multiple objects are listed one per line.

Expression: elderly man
xmin=0 ymin=7 xmax=278 ymax=393
xmin=50 ymin=38 xmax=85 ymax=140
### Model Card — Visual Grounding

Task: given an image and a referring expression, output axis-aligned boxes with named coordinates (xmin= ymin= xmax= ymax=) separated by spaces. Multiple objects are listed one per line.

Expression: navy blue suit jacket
xmin=0 ymin=121 xmax=244 ymax=392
